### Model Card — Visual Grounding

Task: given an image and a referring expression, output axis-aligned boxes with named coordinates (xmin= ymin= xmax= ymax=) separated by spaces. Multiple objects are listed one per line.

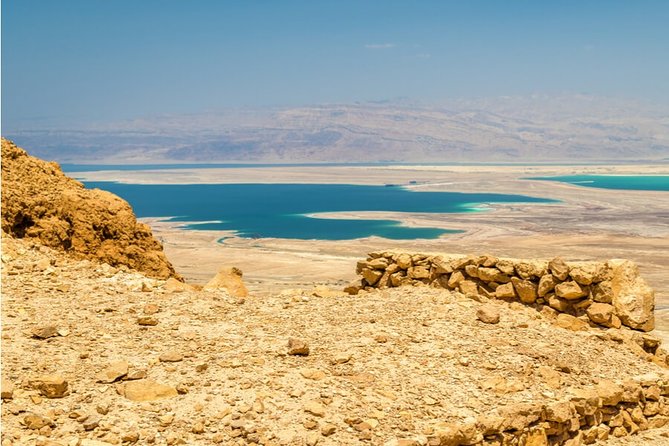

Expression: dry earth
xmin=3 ymin=235 xmax=669 ymax=445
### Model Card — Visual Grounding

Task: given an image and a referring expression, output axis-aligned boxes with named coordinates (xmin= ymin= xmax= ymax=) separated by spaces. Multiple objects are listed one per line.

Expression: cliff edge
xmin=1 ymin=138 xmax=179 ymax=279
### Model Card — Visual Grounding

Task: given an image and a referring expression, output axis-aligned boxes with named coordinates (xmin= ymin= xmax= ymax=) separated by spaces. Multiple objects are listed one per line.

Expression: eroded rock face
xmin=1 ymin=138 xmax=179 ymax=279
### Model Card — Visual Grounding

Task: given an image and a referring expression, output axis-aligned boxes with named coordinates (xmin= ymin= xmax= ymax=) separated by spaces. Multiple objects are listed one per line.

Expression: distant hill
xmin=5 ymin=95 xmax=669 ymax=163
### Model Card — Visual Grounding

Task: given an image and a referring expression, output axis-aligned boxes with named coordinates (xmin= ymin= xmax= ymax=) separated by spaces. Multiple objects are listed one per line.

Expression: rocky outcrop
xmin=1 ymin=138 xmax=179 ymax=279
xmin=348 ymin=252 xmax=656 ymax=332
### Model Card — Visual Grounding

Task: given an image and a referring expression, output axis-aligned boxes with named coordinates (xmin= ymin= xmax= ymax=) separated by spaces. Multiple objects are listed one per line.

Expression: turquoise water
xmin=528 ymin=175 xmax=669 ymax=192
xmin=84 ymin=182 xmax=557 ymax=240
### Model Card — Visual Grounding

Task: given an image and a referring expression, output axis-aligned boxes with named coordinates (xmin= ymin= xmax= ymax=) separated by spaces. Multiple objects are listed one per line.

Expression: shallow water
xmin=528 ymin=175 xmax=669 ymax=192
xmin=85 ymin=182 xmax=556 ymax=240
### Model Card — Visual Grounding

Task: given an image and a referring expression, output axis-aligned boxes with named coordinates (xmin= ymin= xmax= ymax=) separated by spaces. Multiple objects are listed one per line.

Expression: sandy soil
xmin=78 ymin=165 xmax=669 ymax=337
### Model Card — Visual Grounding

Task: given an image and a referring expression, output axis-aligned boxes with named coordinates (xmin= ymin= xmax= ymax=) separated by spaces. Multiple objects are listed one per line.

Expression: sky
xmin=2 ymin=0 xmax=669 ymax=129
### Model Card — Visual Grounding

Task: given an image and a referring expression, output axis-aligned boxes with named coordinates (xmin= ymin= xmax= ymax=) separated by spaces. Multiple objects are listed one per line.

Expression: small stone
xmin=118 ymin=379 xmax=178 ymax=401
xmin=287 ymin=338 xmax=310 ymax=356
xmin=23 ymin=413 xmax=53 ymax=430
xmin=96 ymin=360 xmax=129 ymax=383
xmin=374 ymin=334 xmax=389 ymax=343
xmin=556 ymin=314 xmax=589 ymax=331
xmin=31 ymin=325 xmax=59 ymax=339
xmin=306 ymin=431 xmax=320 ymax=446
xmin=321 ymin=423 xmax=336 ymax=436
xmin=477 ymin=304 xmax=500 ymax=324
xmin=126 ymin=370 xmax=147 ymax=380
xmin=31 ymin=375 xmax=68 ymax=398
xmin=137 ymin=316 xmax=158 ymax=326
xmin=300 ymin=368 xmax=326 ymax=380
xmin=195 ymin=363 xmax=208 ymax=372
xmin=1 ymin=378 xmax=14 ymax=400
xmin=332 ymin=352 xmax=352 ymax=364
xmin=304 ymin=401 xmax=326 ymax=417
xmin=159 ymin=351 xmax=184 ymax=362
xmin=549 ymin=257 xmax=570 ymax=281
xmin=121 ymin=432 xmax=140 ymax=443
xmin=143 ymin=304 xmax=160 ymax=314
xmin=83 ymin=415 xmax=100 ymax=431
xmin=30 ymin=394 xmax=43 ymax=404
xmin=192 ymin=421 xmax=205 ymax=434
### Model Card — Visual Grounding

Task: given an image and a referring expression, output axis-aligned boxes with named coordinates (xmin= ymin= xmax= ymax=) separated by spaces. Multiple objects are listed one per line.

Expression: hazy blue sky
xmin=3 ymin=0 xmax=669 ymax=128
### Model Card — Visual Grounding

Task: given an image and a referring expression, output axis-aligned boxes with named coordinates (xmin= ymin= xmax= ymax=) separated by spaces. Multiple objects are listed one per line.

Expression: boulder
xmin=31 ymin=375 xmax=68 ymax=398
xmin=610 ymin=260 xmax=654 ymax=331
xmin=203 ymin=266 xmax=248 ymax=297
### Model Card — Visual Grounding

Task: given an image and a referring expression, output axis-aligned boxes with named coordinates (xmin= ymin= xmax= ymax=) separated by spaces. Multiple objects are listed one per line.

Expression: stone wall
xmin=428 ymin=376 xmax=669 ymax=445
xmin=345 ymin=252 xmax=655 ymax=332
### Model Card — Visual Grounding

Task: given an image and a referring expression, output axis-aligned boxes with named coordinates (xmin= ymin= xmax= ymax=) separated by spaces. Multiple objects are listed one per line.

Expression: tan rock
xmin=23 ymin=413 xmax=54 ymax=430
xmin=537 ymin=274 xmax=557 ymax=297
xmin=586 ymin=303 xmax=615 ymax=327
xmin=610 ymin=259 xmax=655 ymax=331
xmin=447 ymin=270 xmax=465 ymax=288
xmin=159 ymin=351 xmax=184 ymax=362
xmin=596 ymin=380 xmax=623 ymax=406
xmin=544 ymin=401 xmax=576 ymax=423
xmin=459 ymin=280 xmax=479 ymax=297
xmin=514 ymin=260 xmax=547 ymax=279
xmin=569 ymin=263 xmax=600 ymax=285
xmin=495 ymin=282 xmax=516 ymax=299
xmin=511 ymin=277 xmax=537 ymax=303
xmin=477 ymin=304 xmax=500 ymax=324
xmin=407 ymin=266 xmax=430 ymax=280
xmin=30 ymin=325 xmax=59 ymax=339
xmin=366 ymin=257 xmax=389 ymax=270
xmin=554 ymin=281 xmax=588 ymax=300
xmin=396 ymin=253 xmax=413 ymax=270
xmin=119 ymin=379 xmax=178 ymax=401
xmin=321 ymin=423 xmax=337 ymax=436
xmin=137 ymin=316 xmax=158 ymax=326
xmin=495 ymin=259 xmax=516 ymax=275
xmin=477 ymin=267 xmax=509 ymax=283
xmin=361 ymin=268 xmax=383 ymax=285
xmin=525 ymin=428 xmax=548 ymax=446
xmin=549 ymin=257 xmax=570 ymax=280
xmin=556 ymin=314 xmax=588 ymax=331
xmin=96 ymin=360 xmax=129 ymax=383
xmin=203 ymin=266 xmax=248 ymax=297
xmin=304 ymin=401 xmax=326 ymax=417
xmin=592 ymin=280 xmax=613 ymax=303
xmin=31 ymin=375 xmax=68 ymax=398
xmin=547 ymin=294 xmax=570 ymax=312
xmin=343 ymin=279 xmax=364 ymax=295
xmin=1 ymin=378 xmax=14 ymax=399
xmin=300 ymin=368 xmax=326 ymax=380
xmin=287 ymin=338 xmax=310 ymax=356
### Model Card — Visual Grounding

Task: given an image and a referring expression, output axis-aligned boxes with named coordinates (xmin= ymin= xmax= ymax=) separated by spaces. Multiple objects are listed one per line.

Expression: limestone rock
xmin=537 ymin=274 xmax=557 ymax=297
xmin=555 ymin=314 xmax=588 ymax=331
xmin=304 ymin=401 xmax=325 ymax=417
xmin=30 ymin=325 xmax=59 ymax=339
xmin=586 ymin=303 xmax=616 ymax=327
xmin=159 ymin=351 xmax=184 ymax=362
xmin=203 ymin=266 xmax=248 ymax=297
xmin=548 ymin=257 xmax=570 ymax=281
xmin=554 ymin=281 xmax=588 ymax=300
xmin=477 ymin=304 xmax=500 ymax=324
xmin=511 ymin=277 xmax=537 ymax=303
xmin=1 ymin=378 xmax=14 ymax=399
xmin=118 ymin=379 xmax=178 ymax=402
xmin=0 ymin=138 xmax=179 ymax=279
xmin=287 ymin=338 xmax=310 ymax=356
xmin=495 ymin=282 xmax=516 ymax=299
xmin=396 ymin=253 xmax=413 ymax=270
xmin=362 ymin=268 xmax=383 ymax=285
xmin=610 ymin=259 xmax=655 ymax=331
xmin=96 ymin=360 xmax=129 ymax=383
xmin=31 ymin=375 xmax=68 ymax=398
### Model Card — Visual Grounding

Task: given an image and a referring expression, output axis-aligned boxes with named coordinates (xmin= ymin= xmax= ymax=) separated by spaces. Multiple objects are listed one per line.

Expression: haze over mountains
xmin=6 ymin=95 xmax=669 ymax=164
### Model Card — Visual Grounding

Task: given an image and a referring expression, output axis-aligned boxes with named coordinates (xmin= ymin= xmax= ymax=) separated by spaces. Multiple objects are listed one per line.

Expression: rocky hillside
xmin=0 ymin=138 xmax=178 ymax=280
xmin=3 ymin=235 xmax=669 ymax=445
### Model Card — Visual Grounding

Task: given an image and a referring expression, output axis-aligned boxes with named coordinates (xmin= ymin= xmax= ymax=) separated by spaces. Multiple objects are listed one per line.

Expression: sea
xmin=528 ymin=175 xmax=669 ymax=192
xmin=82 ymin=181 xmax=556 ymax=240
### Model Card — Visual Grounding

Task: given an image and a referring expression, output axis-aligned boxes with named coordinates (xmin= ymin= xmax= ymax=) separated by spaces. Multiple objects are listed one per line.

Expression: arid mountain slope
xmin=0 ymin=138 xmax=178 ymax=279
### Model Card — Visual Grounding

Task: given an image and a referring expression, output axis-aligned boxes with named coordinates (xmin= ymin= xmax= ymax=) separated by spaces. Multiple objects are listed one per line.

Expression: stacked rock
xmin=346 ymin=252 xmax=655 ymax=332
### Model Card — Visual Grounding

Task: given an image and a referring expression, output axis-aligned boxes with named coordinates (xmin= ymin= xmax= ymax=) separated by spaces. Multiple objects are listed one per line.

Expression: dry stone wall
xmin=429 ymin=376 xmax=669 ymax=445
xmin=346 ymin=252 xmax=655 ymax=332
